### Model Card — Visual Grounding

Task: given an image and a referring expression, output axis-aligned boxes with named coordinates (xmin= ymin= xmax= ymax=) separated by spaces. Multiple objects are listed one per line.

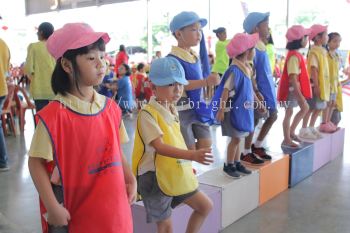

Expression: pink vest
xmin=37 ymin=99 xmax=132 ymax=233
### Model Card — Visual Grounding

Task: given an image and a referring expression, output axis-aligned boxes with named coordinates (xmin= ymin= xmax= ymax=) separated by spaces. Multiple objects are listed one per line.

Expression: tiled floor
xmin=0 ymin=93 xmax=349 ymax=233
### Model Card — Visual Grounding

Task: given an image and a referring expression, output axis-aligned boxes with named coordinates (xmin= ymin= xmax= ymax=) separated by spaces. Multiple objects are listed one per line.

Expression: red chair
xmin=13 ymin=85 xmax=36 ymax=132
xmin=1 ymin=84 xmax=16 ymax=136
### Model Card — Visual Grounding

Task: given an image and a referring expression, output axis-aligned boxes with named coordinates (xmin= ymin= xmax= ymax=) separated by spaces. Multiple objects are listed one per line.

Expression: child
xmin=277 ymin=25 xmax=312 ymax=147
xmin=300 ymin=24 xmax=332 ymax=138
xmin=98 ymin=59 xmax=117 ymax=98
xmin=168 ymin=11 xmax=220 ymax=150
xmin=132 ymin=57 xmax=213 ymax=233
xmin=211 ymin=27 xmax=230 ymax=77
xmin=241 ymin=12 xmax=277 ymax=164
xmin=216 ymin=33 xmax=260 ymax=178
xmin=116 ymin=63 xmax=136 ymax=115
xmin=326 ymin=32 xmax=342 ymax=128
xmin=28 ymin=23 xmax=135 ymax=233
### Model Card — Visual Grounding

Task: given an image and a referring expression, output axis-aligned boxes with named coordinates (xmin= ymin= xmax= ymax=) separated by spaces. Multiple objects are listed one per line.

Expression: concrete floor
xmin=0 ymin=94 xmax=349 ymax=233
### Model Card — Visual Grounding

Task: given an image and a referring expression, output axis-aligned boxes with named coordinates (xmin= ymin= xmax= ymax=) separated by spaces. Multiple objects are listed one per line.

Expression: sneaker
xmin=309 ymin=127 xmax=323 ymax=138
xmin=240 ymin=153 xmax=265 ymax=165
xmin=251 ymin=144 xmax=272 ymax=161
xmin=235 ymin=162 xmax=252 ymax=175
xmin=299 ymin=128 xmax=318 ymax=140
xmin=319 ymin=123 xmax=334 ymax=133
xmin=223 ymin=163 xmax=241 ymax=179
xmin=0 ymin=165 xmax=10 ymax=172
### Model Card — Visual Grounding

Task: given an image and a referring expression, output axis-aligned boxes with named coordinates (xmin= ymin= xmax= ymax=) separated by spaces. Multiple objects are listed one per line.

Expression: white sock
xmin=255 ymin=140 xmax=263 ymax=148
xmin=243 ymin=149 xmax=251 ymax=155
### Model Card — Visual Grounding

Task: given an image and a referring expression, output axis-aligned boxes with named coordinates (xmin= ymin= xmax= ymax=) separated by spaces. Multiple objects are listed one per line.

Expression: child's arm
xmin=28 ymin=157 xmax=71 ymax=226
xmin=184 ymin=73 xmax=220 ymax=91
xmin=150 ymin=137 xmax=213 ymax=165
xmin=216 ymin=88 xmax=229 ymax=122
xmin=310 ymin=66 xmax=320 ymax=98
xmin=121 ymin=153 xmax=137 ymax=204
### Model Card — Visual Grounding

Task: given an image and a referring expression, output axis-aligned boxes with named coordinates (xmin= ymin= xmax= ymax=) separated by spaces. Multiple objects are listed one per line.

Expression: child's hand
xmin=192 ymin=148 xmax=214 ymax=165
xmin=216 ymin=109 xmax=225 ymax=122
xmin=207 ymin=73 xmax=220 ymax=86
xmin=256 ymin=92 xmax=264 ymax=101
xmin=126 ymin=181 xmax=137 ymax=204
xmin=47 ymin=204 xmax=70 ymax=226
xmin=257 ymin=101 xmax=267 ymax=114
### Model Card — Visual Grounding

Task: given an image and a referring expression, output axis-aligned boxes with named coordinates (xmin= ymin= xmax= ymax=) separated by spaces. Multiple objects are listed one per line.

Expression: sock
xmin=244 ymin=149 xmax=251 ymax=155
xmin=255 ymin=140 xmax=263 ymax=148
xmin=226 ymin=161 xmax=234 ymax=166
xmin=234 ymin=161 xmax=240 ymax=165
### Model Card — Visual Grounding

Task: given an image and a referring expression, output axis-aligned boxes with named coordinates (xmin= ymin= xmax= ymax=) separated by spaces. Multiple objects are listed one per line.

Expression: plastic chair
xmin=1 ymin=84 xmax=16 ymax=136
xmin=13 ymin=85 xmax=35 ymax=132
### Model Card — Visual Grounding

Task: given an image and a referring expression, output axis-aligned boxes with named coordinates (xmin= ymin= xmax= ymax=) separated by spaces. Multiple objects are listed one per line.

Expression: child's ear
xmin=174 ymin=30 xmax=182 ymax=39
xmin=61 ymin=58 xmax=73 ymax=74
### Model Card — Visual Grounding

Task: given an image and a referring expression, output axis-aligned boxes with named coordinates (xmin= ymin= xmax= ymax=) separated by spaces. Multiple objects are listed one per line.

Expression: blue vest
xmin=168 ymin=54 xmax=214 ymax=123
xmin=254 ymin=48 xmax=277 ymax=112
xmin=212 ymin=65 xmax=254 ymax=132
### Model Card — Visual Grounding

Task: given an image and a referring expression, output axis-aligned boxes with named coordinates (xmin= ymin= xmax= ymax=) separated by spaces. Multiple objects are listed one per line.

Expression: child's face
xmin=155 ymin=82 xmax=184 ymax=104
xmin=178 ymin=22 xmax=202 ymax=47
xmin=301 ymin=36 xmax=308 ymax=48
xmin=217 ymin=31 xmax=227 ymax=41
xmin=256 ymin=20 xmax=269 ymax=41
xmin=118 ymin=65 xmax=126 ymax=76
xmin=247 ymin=48 xmax=255 ymax=60
xmin=75 ymin=49 xmax=106 ymax=87
xmin=328 ymin=35 xmax=341 ymax=51
xmin=321 ymin=31 xmax=329 ymax=46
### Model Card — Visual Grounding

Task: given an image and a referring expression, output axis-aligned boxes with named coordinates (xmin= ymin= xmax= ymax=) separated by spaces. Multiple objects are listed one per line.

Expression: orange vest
xmin=37 ymin=99 xmax=132 ymax=233
xmin=277 ymin=50 xmax=312 ymax=101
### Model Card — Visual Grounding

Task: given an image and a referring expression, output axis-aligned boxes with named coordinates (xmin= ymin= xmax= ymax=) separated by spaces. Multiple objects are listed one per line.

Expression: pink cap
xmin=47 ymin=23 xmax=110 ymax=60
xmin=226 ymin=33 xmax=259 ymax=58
xmin=309 ymin=24 xmax=328 ymax=40
xmin=286 ymin=25 xmax=311 ymax=42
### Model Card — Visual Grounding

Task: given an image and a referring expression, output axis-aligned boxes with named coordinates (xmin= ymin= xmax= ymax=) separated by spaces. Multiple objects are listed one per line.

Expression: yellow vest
xmin=132 ymin=104 xmax=198 ymax=196
xmin=335 ymin=83 xmax=343 ymax=112
xmin=307 ymin=46 xmax=330 ymax=101
xmin=327 ymin=52 xmax=339 ymax=94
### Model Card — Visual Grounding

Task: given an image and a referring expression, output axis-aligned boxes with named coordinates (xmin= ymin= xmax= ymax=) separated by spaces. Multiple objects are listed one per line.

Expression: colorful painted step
xmin=246 ymin=153 xmax=289 ymax=205
xmin=132 ymin=184 xmax=221 ymax=233
xmin=198 ymin=168 xmax=259 ymax=229
xmin=281 ymin=143 xmax=314 ymax=188
xmin=331 ymin=128 xmax=345 ymax=160
xmin=302 ymin=132 xmax=332 ymax=172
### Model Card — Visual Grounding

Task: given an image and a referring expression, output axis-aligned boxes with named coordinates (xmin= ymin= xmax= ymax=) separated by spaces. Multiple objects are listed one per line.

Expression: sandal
xmin=290 ymin=134 xmax=302 ymax=142
xmin=281 ymin=140 xmax=301 ymax=149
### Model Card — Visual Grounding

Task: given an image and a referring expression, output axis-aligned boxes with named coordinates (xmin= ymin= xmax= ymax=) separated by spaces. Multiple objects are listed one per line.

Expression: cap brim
xmin=69 ymin=32 xmax=110 ymax=51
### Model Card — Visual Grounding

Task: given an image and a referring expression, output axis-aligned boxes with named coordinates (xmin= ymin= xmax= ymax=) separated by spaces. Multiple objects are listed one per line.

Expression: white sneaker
xmin=309 ymin=127 xmax=323 ymax=139
xmin=299 ymin=128 xmax=318 ymax=140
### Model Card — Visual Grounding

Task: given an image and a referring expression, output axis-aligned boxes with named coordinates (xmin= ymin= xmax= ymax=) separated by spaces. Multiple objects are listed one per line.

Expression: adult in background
xmin=0 ymin=37 xmax=10 ymax=171
xmin=25 ymin=22 xmax=56 ymax=111
xmin=114 ymin=44 xmax=129 ymax=75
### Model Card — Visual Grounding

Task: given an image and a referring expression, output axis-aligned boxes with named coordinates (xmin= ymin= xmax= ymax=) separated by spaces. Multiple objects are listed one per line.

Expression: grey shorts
xmin=331 ymin=109 xmax=341 ymax=125
xmin=254 ymin=108 xmax=277 ymax=120
xmin=221 ymin=112 xmax=249 ymax=138
xmin=137 ymin=171 xmax=197 ymax=223
xmin=280 ymin=88 xmax=298 ymax=108
xmin=179 ymin=109 xmax=211 ymax=147
xmin=307 ymin=95 xmax=327 ymax=110
xmin=329 ymin=93 xmax=336 ymax=101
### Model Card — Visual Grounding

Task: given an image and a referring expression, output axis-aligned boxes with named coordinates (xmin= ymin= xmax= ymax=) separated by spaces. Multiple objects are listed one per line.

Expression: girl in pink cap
xmin=277 ymin=25 xmax=313 ymax=146
xmin=214 ymin=33 xmax=266 ymax=178
xmin=28 ymin=23 xmax=135 ymax=233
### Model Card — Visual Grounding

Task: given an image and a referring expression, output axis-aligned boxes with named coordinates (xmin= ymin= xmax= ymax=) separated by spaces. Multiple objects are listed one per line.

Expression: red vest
xmin=277 ymin=50 xmax=312 ymax=101
xmin=37 ymin=99 xmax=132 ymax=233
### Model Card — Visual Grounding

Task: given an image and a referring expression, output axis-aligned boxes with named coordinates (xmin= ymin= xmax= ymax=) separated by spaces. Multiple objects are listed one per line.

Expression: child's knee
xmin=157 ymin=218 xmax=172 ymax=233
xmin=197 ymin=195 xmax=213 ymax=216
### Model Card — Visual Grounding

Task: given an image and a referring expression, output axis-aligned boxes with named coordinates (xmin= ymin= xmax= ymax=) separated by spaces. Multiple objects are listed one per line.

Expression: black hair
xmin=120 ymin=63 xmax=131 ymax=76
xmin=38 ymin=22 xmax=54 ymax=39
xmin=137 ymin=63 xmax=145 ymax=72
xmin=267 ymin=32 xmax=274 ymax=45
xmin=119 ymin=44 xmax=125 ymax=51
xmin=51 ymin=38 xmax=105 ymax=95
xmin=286 ymin=37 xmax=304 ymax=50
xmin=328 ymin=32 xmax=341 ymax=43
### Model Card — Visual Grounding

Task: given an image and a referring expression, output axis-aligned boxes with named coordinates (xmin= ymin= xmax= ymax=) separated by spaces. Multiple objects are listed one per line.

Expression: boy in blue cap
xmin=168 ymin=11 xmax=220 ymax=151
xmin=241 ymin=12 xmax=277 ymax=165
xmin=132 ymin=57 xmax=213 ymax=233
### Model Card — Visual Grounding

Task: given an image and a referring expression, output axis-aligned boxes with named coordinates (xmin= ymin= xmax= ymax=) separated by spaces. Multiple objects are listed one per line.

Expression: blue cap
xmin=170 ymin=11 xmax=207 ymax=33
xmin=149 ymin=57 xmax=188 ymax=86
xmin=243 ymin=12 xmax=270 ymax=34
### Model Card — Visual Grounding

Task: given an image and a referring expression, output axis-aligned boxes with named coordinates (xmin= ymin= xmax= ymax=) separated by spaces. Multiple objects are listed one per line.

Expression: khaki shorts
xmin=221 ymin=112 xmax=249 ymax=138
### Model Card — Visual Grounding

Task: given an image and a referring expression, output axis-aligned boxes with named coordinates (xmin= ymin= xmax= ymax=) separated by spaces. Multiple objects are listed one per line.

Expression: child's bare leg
xmin=290 ymin=101 xmax=309 ymax=138
xmin=157 ymin=218 xmax=173 ymax=233
xmin=322 ymin=102 xmax=329 ymax=123
xmin=309 ymin=109 xmax=321 ymax=127
xmin=183 ymin=191 xmax=213 ymax=233
xmin=302 ymin=109 xmax=312 ymax=128
xmin=233 ymin=137 xmax=241 ymax=161
xmin=327 ymin=100 xmax=335 ymax=123
xmin=282 ymin=107 xmax=293 ymax=144
xmin=228 ymin=137 xmax=240 ymax=163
